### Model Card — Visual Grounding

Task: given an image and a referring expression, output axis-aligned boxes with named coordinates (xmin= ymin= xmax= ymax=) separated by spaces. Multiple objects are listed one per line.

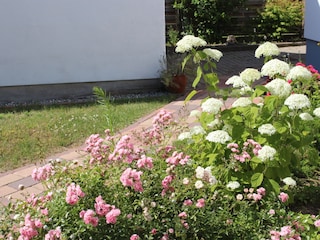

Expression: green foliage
xmin=257 ymin=0 xmax=303 ymax=41
xmin=174 ymin=0 xmax=246 ymax=43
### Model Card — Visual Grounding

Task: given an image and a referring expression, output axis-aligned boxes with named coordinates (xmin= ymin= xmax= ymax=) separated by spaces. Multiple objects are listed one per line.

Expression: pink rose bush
xmin=1 ymin=42 xmax=320 ymax=239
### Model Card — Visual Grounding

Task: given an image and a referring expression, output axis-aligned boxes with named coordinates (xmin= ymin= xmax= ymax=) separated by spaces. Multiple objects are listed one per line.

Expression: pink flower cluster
xmin=79 ymin=196 xmax=121 ymax=227
xmin=32 ymin=164 xmax=54 ymax=181
xmin=152 ymin=109 xmax=174 ymax=127
xmin=45 ymin=227 xmax=61 ymax=240
xmin=278 ymin=192 xmax=289 ymax=203
xmin=178 ymin=211 xmax=189 ymax=229
xmin=227 ymin=139 xmax=261 ymax=163
xmin=161 ymin=174 xmax=175 ymax=196
xmin=27 ymin=192 xmax=53 ymax=207
xmin=166 ymin=151 xmax=190 ymax=166
xmin=120 ymin=168 xmax=144 ymax=192
xmin=79 ymin=209 xmax=99 ymax=227
xmin=18 ymin=213 xmax=43 ymax=240
xmin=270 ymin=225 xmax=301 ymax=240
xmin=65 ymin=183 xmax=85 ymax=205
xmin=137 ymin=155 xmax=153 ymax=169
xmin=142 ymin=109 xmax=174 ymax=144
xmin=237 ymin=187 xmax=266 ymax=202
xmin=109 ymin=135 xmax=139 ymax=163
xmin=84 ymin=132 xmax=111 ymax=164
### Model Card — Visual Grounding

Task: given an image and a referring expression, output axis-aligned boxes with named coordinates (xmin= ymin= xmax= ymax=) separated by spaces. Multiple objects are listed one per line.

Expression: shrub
xmin=257 ymin=0 xmax=304 ymax=41
xmin=174 ymin=0 xmax=246 ymax=43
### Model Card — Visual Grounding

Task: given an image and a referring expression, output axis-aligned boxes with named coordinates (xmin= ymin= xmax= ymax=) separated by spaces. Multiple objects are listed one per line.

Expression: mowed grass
xmin=0 ymin=96 xmax=174 ymax=172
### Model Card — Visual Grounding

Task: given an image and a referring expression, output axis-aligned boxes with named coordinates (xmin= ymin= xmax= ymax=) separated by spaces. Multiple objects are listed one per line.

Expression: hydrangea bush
xmin=1 ymin=40 xmax=320 ymax=239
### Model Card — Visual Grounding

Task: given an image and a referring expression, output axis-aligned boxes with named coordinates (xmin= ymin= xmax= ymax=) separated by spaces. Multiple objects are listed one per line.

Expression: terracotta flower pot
xmin=166 ymin=74 xmax=187 ymax=94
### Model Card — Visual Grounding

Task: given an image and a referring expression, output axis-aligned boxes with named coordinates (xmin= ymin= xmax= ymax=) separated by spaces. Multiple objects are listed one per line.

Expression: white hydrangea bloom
xmin=258 ymin=146 xmax=277 ymax=161
xmin=201 ymin=98 xmax=224 ymax=114
xmin=195 ymin=180 xmax=204 ymax=189
xmin=255 ymin=41 xmax=280 ymax=58
xmin=207 ymin=119 xmax=220 ymax=128
xmin=265 ymin=78 xmax=292 ymax=98
xmin=239 ymin=86 xmax=254 ymax=95
xmin=189 ymin=110 xmax=201 ymax=118
xmin=203 ymin=48 xmax=223 ymax=62
xmin=282 ymin=177 xmax=296 ymax=187
xmin=206 ymin=130 xmax=232 ymax=144
xmin=299 ymin=112 xmax=314 ymax=121
xmin=190 ymin=125 xmax=206 ymax=135
xmin=225 ymin=75 xmax=248 ymax=88
xmin=286 ymin=66 xmax=313 ymax=81
xmin=240 ymin=68 xmax=261 ymax=85
xmin=226 ymin=181 xmax=240 ymax=190
xmin=178 ymin=132 xmax=192 ymax=141
xmin=258 ymin=124 xmax=277 ymax=136
xmin=261 ymin=59 xmax=290 ymax=78
xmin=284 ymin=94 xmax=311 ymax=110
xmin=313 ymin=107 xmax=320 ymax=118
xmin=231 ymin=97 xmax=252 ymax=108
xmin=175 ymin=35 xmax=207 ymax=53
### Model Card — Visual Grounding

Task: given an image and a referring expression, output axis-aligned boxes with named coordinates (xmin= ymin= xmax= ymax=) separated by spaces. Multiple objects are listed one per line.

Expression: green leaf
xmin=268 ymin=178 xmax=280 ymax=194
xmin=233 ymin=115 xmax=243 ymax=123
xmin=251 ymin=172 xmax=264 ymax=187
xmin=192 ymin=66 xmax=202 ymax=88
xmin=185 ymin=90 xmax=199 ymax=103
xmin=252 ymin=85 xmax=268 ymax=98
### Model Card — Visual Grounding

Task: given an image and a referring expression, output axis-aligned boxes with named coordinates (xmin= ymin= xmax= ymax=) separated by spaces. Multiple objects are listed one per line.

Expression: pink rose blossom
xmin=183 ymin=199 xmax=193 ymax=206
xmin=120 ymin=168 xmax=144 ymax=192
xmin=252 ymin=193 xmax=263 ymax=202
xmin=178 ymin=212 xmax=188 ymax=219
xmin=136 ymin=155 xmax=153 ymax=169
xmin=19 ymin=214 xmax=42 ymax=240
xmin=196 ymin=198 xmax=206 ymax=208
xmin=66 ymin=183 xmax=85 ymax=205
xmin=32 ymin=164 xmax=54 ymax=181
xmin=105 ymin=208 xmax=121 ymax=224
xmin=151 ymin=228 xmax=157 ymax=235
xmin=130 ymin=234 xmax=140 ymax=240
xmin=45 ymin=227 xmax=61 ymax=240
xmin=314 ymin=219 xmax=320 ymax=227
xmin=269 ymin=209 xmax=275 ymax=215
xmin=280 ymin=225 xmax=292 ymax=236
xmin=278 ymin=192 xmax=289 ymax=203
xmin=257 ymin=187 xmax=266 ymax=196
xmin=79 ymin=209 xmax=99 ymax=227
xmin=94 ymin=196 xmax=112 ymax=216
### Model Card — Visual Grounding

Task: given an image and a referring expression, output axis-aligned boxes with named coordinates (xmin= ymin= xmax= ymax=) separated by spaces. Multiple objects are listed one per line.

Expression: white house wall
xmin=304 ymin=0 xmax=320 ymax=42
xmin=0 ymin=0 xmax=165 ymax=87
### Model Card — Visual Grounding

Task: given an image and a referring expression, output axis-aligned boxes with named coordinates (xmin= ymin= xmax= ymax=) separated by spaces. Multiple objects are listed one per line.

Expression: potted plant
xmin=160 ymin=54 xmax=187 ymax=94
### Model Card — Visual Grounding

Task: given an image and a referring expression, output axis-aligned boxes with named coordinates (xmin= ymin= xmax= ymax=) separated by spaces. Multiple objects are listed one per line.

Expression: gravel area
xmin=0 ymin=91 xmax=171 ymax=110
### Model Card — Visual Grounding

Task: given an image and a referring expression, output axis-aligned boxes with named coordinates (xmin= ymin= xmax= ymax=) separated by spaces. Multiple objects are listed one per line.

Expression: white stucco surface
xmin=0 ymin=0 xmax=165 ymax=86
xmin=304 ymin=0 xmax=320 ymax=42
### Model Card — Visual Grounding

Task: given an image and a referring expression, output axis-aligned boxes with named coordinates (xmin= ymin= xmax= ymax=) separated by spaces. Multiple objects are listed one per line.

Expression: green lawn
xmin=0 ymin=95 xmax=174 ymax=172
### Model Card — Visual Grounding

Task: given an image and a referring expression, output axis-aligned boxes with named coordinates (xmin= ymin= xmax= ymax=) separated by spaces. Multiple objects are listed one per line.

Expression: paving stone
xmin=12 ymin=165 xmax=35 ymax=178
xmin=0 ymin=174 xmax=23 ymax=187
xmin=7 ymin=176 xmax=37 ymax=190
xmin=0 ymin=185 xmax=17 ymax=197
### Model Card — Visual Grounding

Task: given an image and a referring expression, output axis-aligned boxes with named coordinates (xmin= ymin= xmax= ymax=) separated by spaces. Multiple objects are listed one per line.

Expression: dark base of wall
xmin=0 ymin=79 xmax=163 ymax=105
xmin=306 ymin=39 xmax=320 ymax=71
